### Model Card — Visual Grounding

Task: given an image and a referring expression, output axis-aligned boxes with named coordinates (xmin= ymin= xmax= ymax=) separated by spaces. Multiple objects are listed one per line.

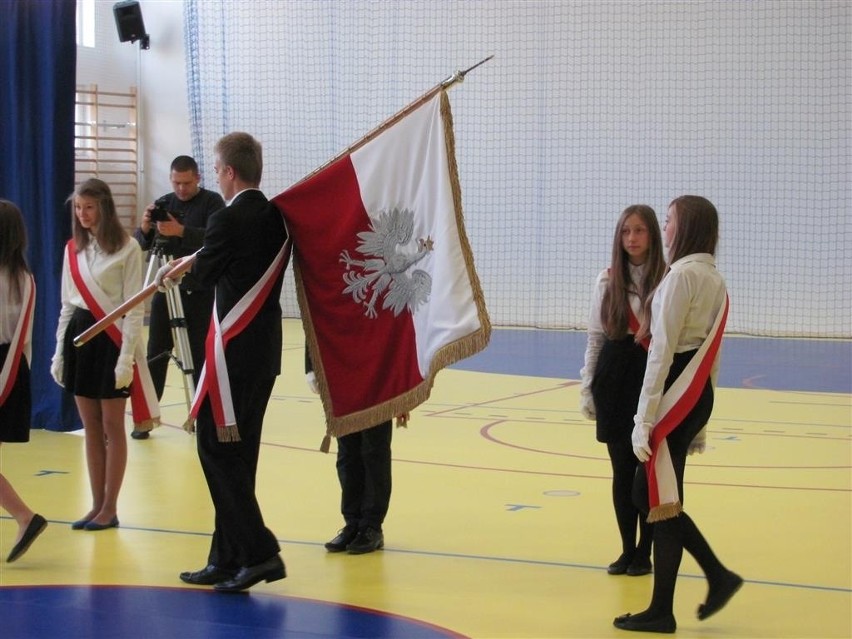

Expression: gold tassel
xmin=216 ymin=425 xmax=241 ymax=443
xmin=132 ymin=417 xmax=158 ymax=433
xmin=396 ymin=412 xmax=410 ymax=428
xmin=319 ymin=433 xmax=331 ymax=453
xmin=647 ymin=501 xmax=683 ymax=523
xmin=182 ymin=417 xmax=196 ymax=434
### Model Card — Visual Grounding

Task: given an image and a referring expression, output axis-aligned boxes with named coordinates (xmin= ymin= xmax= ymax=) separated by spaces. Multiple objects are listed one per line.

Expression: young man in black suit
xmin=169 ymin=132 xmax=290 ymax=593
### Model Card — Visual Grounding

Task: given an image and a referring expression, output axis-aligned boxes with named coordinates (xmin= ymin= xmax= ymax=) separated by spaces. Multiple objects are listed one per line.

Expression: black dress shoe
xmin=213 ymin=555 xmax=286 ymax=593
xmin=613 ymin=612 xmax=676 ymax=633
xmin=7 ymin=514 xmax=47 ymax=563
xmin=607 ymin=553 xmax=632 ymax=575
xmin=347 ymin=527 xmax=384 ymax=555
xmin=130 ymin=428 xmax=150 ymax=440
xmin=325 ymin=525 xmax=358 ymax=553
xmin=180 ymin=564 xmax=237 ymax=585
xmin=626 ymin=558 xmax=653 ymax=577
xmin=698 ymin=571 xmax=743 ymax=620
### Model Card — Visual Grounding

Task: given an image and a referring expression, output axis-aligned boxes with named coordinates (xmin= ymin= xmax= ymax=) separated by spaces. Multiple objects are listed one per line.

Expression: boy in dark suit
xmin=172 ymin=132 xmax=289 ymax=593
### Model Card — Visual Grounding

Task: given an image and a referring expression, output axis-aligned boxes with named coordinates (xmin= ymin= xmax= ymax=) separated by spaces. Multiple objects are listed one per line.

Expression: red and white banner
xmin=273 ymin=91 xmax=490 ymax=437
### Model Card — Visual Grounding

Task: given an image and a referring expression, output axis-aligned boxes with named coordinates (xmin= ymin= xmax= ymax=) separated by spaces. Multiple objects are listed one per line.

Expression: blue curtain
xmin=0 ymin=0 xmax=80 ymax=430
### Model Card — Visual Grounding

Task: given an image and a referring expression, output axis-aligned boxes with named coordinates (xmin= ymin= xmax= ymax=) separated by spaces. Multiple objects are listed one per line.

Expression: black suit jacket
xmin=192 ymin=189 xmax=288 ymax=379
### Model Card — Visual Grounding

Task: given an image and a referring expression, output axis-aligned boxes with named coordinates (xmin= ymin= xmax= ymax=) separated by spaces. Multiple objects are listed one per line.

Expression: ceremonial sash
xmin=606 ymin=267 xmax=650 ymax=350
xmin=627 ymin=305 xmax=650 ymax=351
xmin=644 ymin=294 xmax=729 ymax=522
xmin=66 ymin=241 xmax=160 ymax=430
xmin=188 ymin=239 xmax=291 ymax=442
xmin=0 ymin=273 xmax=35 ymax=407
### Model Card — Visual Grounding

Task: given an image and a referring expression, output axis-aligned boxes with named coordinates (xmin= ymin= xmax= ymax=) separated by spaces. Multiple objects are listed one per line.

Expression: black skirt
xmin=590 ymin=336 xmax=648 ymax=443
xmin=62 ymin=307 xmax=130 ymax=400
xmin=0 ymin=343 xmax=32 ymax=441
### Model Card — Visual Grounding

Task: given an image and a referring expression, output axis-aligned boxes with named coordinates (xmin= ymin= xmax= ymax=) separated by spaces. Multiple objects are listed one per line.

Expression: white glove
xmin=688 ymin=426 xmax=707 ymax=455
xmin=114 ymin=354 xmax=134 ymax=389
xmin=579 ymin=389 xmax=596 ymax=420
xmin=631 ymin=418 xmax=653 ymax=462
xmin=50 ymin=354 xmax=64 ymax=387
xmin=306 ymin=371 xmax=319 ymax=394
xmin=154 ymin=261 xmax=184 ymax=292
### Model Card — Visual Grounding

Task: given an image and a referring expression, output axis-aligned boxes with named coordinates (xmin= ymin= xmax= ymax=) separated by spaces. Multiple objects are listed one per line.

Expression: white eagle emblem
xmin=339 ymin=207 xmax=434 ymax=318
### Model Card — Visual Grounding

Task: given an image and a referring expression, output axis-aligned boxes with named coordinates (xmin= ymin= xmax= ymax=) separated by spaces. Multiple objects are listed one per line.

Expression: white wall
xmin=77 ymin=0 xmax=193 ymax=217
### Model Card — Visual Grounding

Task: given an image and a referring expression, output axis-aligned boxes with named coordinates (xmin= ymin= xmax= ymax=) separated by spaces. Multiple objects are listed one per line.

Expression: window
xmin=76 ymin=0 xmax=95 ymax=48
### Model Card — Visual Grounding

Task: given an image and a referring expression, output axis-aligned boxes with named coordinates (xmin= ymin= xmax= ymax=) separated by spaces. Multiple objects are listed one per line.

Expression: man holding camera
xmin=133 ymin=155 xmax=224 ymax=439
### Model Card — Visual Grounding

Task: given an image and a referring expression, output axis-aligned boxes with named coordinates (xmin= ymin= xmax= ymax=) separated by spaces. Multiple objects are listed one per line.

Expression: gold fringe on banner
xmin=297 ymin=89 xmax=491 ymax=450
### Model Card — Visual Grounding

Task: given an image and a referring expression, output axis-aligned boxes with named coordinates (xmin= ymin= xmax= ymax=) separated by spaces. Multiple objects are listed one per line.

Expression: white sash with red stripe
xmin=66 ymin=241 xmax=160 ymax=430
xmin=0 ymin=273 xmax=35 ymax=406
xmin=188 ymin=240 xmax=290 ymax=442
xmin=645 ymin=294 xmax=729 ymax=522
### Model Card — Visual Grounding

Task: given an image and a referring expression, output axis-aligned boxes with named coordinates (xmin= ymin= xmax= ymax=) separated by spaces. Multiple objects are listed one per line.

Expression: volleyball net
xmin=185 ymin=0 xmax=851 ymax=337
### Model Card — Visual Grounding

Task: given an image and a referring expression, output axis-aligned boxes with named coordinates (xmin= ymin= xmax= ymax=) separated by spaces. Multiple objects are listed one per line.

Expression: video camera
xmin=150 ymin=196 xmax=185 ymax=223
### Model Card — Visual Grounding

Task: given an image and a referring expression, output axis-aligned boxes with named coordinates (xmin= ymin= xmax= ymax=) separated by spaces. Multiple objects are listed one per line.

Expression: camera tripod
xmin=143 ymin=239 xmax=196 ymax=413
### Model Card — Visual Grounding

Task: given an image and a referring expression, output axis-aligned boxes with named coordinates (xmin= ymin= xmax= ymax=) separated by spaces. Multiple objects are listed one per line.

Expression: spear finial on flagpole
xmin=440 ymin=55 xmax=494 ymax=89
xmin=292 ymin=55 xmax=494 ymax=188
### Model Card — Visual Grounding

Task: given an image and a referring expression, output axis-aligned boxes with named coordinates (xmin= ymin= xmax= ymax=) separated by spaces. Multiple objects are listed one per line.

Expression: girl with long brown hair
xmin=580 ymin=204 xmax=665 ymax=577
xmin=614 ymin=195 xmax=742 ymax=633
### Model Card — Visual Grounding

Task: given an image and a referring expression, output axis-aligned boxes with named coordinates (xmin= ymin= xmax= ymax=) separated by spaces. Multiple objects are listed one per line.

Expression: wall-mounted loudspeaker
xmin=113 ymin=1 xmax=149 ymax=48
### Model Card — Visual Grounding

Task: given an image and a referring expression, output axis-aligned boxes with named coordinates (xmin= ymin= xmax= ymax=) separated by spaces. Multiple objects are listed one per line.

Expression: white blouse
xmin=0 ymin=269 xmax=33 ymax=361
xmin=580 ymin=262 xmax=646 ymax=394
xmin=55 ymin=237 xmax=144 ymax=357
xmin=634 ymin=253 xmax=727 ymax=425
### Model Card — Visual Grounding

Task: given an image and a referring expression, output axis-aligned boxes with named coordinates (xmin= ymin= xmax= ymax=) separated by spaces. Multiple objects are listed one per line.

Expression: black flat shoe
xmin=613 ymin=612 xmax=676 ymax=633
xmin=130 ymin=428 xmax=150 ymax=440
xmin=626 ymin=558 xmax=653 ymax=576
xmin=213 ymin=555 xmax=286 ymax=593
xmin=607 ymin=553 xmax=632 ymax=575
xmin=71 ymin=518 xmax=91 ymax=530
xmin=180 ymin=564 xmax=237 ymax=585
xmin=698 ymin=571 xmax=743 ymax=620
xmin=84 ymin=516 xmax=119 ymax=531
xmin=325 ymin=525 xmax=358 ymax=553
xmin=7 ymin=514 xmax=48 ymax=563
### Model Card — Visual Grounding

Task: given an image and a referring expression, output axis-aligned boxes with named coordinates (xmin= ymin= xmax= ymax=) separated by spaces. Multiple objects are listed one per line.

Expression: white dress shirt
xmin=0 ymin=270 xmax=33 ymax=361
xmin=580 ymin=262 xmax=646 ymax=395
xmin=635 ymin=253 xmax=727 ymax=425
xmin=54 ymin=237 xmax=144 ymax=358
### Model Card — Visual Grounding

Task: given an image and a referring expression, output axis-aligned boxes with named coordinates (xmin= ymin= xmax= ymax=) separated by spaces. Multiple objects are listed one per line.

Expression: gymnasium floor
xmin=1 ymin=319 xmax=850 ymax=638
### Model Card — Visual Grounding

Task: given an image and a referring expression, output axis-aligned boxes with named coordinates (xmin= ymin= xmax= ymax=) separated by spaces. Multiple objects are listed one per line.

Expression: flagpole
xmin=291 ymin=55 xmax=494 ymax=188
xmin=72 ymin=251 xmax=199 ymax=347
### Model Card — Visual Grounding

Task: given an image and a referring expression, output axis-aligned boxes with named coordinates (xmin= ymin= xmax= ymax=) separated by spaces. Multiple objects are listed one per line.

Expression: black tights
xmin=608 ymin=438 xmax=652 ymax=561
xmin=631 ymin=374 xmax=728 ymax=618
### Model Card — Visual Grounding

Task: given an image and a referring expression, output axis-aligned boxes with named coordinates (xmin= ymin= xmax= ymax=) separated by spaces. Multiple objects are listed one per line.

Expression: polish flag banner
xmin=273 ymin=90 xmax=490 ymax=438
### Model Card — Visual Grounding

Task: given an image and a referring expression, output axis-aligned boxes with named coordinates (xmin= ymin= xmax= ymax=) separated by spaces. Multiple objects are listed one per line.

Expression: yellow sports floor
xmin=1 ymin=320 xmax=850 ymax=638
